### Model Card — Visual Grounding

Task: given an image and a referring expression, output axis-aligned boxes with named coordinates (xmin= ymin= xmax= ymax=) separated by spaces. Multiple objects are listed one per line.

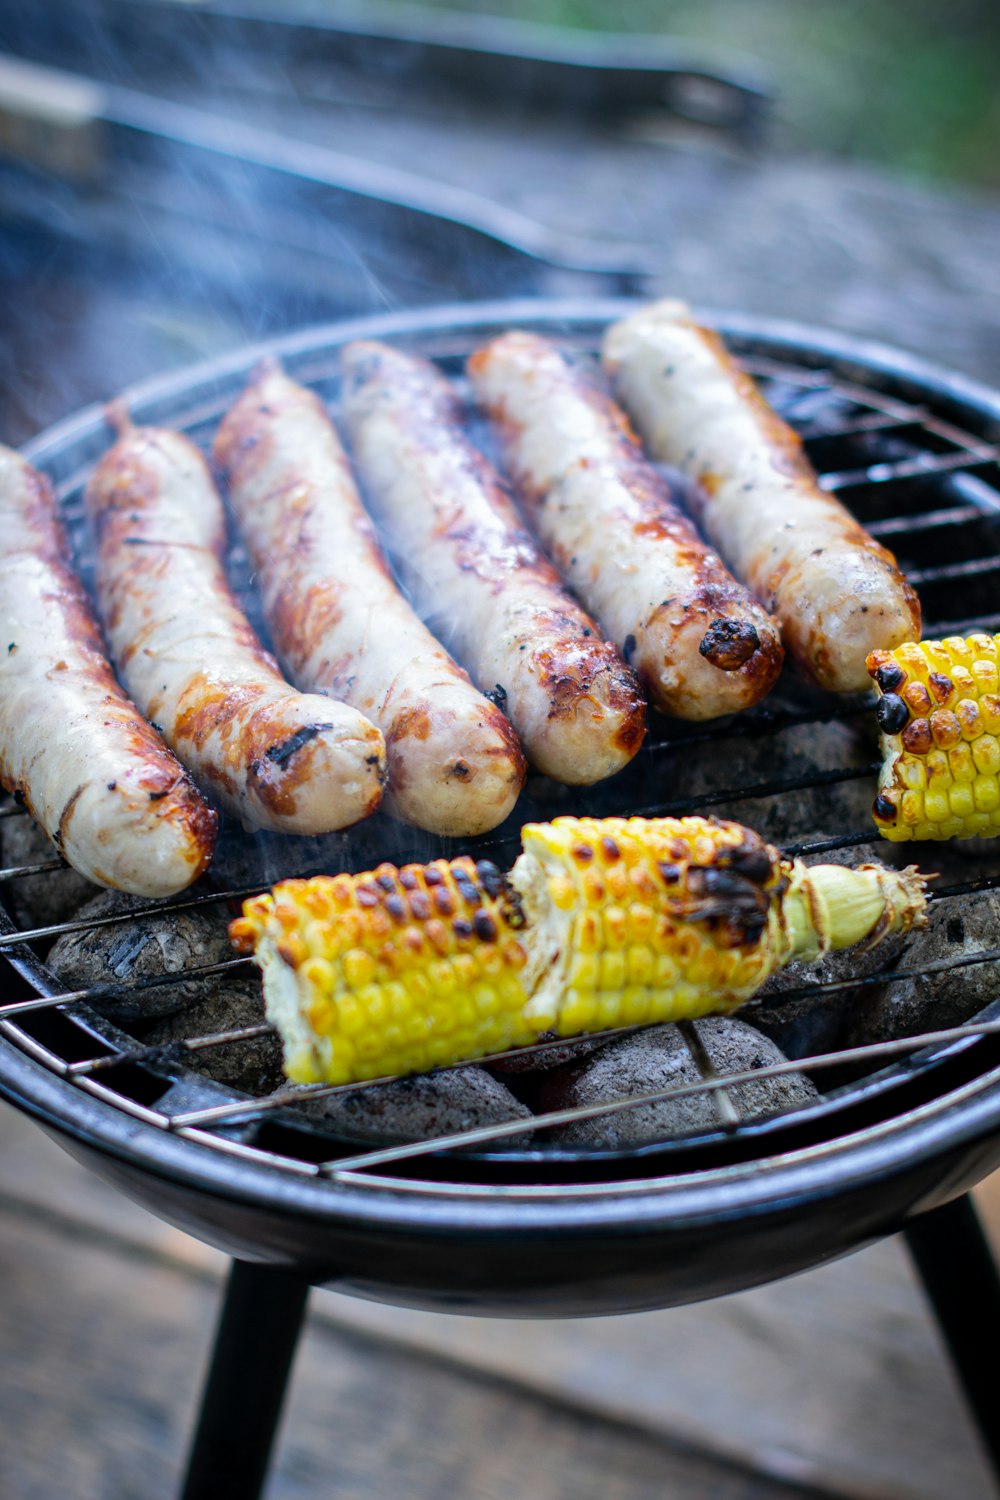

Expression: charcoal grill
xmin=3 ymin=299 xmax=1000 ymax=1498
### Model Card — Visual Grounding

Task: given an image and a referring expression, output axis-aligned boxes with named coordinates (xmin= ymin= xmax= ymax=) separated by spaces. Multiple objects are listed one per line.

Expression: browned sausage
xmin=467 ymin=331 xmax=784 ymax=719
xmin=603 ymin=300 xmax=922 ymax=691
xmin=213 ymin=361 xmax=526 ymax=836
xmin=0 ymin=444 xmax=216 ymax=895
xmin=340 ymin=339 xmax=646 ymax=784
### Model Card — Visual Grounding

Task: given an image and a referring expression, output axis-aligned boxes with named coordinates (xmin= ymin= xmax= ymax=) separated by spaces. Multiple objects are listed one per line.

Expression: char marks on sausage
xmin=340 ymin=339 xmax=646 ymax=784
xmin=0 ymin=444 xmax=217 ymax=896
xmin=602 ymin=300 xmax=921 ymax=692
xmin=467 ymin=331 xmax=784 ymax=720
xmin=213 ymin=361 xmax=526 ymax=836
xmin=85 ymin=412 xmax=387 ymax=835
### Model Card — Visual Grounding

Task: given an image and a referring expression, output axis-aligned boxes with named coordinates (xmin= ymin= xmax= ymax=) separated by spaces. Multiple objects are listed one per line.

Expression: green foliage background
xmin=414 ymin=0 xmax=1000 ymax=187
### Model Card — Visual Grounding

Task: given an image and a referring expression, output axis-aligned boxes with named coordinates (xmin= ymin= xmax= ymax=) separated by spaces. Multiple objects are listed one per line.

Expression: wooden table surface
xmin=2 ymin=49 xmax=1000 ymax=1500
xmin=1 ymin=1101 xmax=998 ymax=1500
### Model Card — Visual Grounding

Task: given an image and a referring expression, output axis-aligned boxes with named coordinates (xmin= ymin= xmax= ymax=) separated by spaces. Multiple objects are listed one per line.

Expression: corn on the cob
xmin=231 ymin=815 xmax=927 ymax=1084
xmin=868 ymin=634 xmax=1000 ymax=841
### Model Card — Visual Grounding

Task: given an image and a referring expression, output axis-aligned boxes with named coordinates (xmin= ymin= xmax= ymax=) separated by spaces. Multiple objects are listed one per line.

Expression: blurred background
xmin=0 ymin=0 xmax=998 ymax=444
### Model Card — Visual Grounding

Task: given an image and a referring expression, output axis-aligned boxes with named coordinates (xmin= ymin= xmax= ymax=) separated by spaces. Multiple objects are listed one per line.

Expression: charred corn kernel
xmin=869 ymin=634 xmax=1000 ymax=841
xmin=232 ymin=816 xmax=929 ymax=1085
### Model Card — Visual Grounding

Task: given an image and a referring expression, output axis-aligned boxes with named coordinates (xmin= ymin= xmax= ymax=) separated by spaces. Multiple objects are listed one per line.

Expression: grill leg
xmin=903 ymin=1193 xmax=1000 ymax=1480
xmin=180 ymin=1258 xmax=310 ymax=1500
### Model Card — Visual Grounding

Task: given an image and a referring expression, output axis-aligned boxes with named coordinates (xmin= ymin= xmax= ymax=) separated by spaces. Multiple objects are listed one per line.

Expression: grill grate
xmin=3 ymin=301 xmax=1000 ymax=1193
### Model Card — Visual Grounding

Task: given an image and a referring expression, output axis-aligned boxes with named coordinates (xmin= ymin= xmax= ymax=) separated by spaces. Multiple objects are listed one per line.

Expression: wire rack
xmin=3 ymin=301 xmax=1000 ymax=1192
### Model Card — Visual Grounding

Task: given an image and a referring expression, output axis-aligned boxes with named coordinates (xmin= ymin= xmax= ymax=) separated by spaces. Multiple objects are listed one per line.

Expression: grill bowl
xmin=4 ymin=297 xmax=1000 ymax=1315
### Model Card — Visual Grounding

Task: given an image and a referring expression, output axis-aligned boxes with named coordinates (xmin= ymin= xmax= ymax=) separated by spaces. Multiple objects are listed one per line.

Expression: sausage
xmin=0 ymin=444 xmax=216 ymax=896
xmin=340 ymin=340 xmax=646 ymax=785
xmin=84 ymin=410 xmax=387 ymax=835
xmin=467 ymin=331 xmax=784 ymax=721
xmin=212 ymin=361 xmax=527 ymax=836
xmin=602 ymin=300 xmax=922 ymax=692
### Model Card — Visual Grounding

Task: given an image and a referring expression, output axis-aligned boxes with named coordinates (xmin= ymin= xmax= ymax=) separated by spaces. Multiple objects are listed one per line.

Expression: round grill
xmin=3 ymin=298 xmax=1000 ymax=1313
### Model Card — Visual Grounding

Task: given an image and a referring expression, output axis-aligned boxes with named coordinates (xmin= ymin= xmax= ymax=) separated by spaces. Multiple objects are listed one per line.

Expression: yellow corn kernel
xmin=869 ymin=633 xmax=1000 ymax=840
xmin=235 ymin=816 xmax=926 ymax=1084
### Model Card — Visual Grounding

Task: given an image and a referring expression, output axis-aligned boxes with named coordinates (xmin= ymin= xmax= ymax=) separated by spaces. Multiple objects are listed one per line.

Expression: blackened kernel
xmin=356 ymin=886 xmax=379 ymax=909
xmin=452 ymin=917 xmax=474 ymax=939
xmin=473 ymin=909 xmax=498 ymax=942
xmin=875 ymin=693 xmax=909 ymax=735
xmin=874 ymin=660 xmax=906 ymax=693
xmin=873 ymin=793 xmax=897 ymax=823
xmin=408 ymin=890 xmax=431 ymax=921
xmin=475 ymin=859 xmax=505 ymax=898
xmin=375 ymin=870 xmax=398 ymax=893
xmin=422 ymin=867 xmax=444 ymax=886
xmin=384 ymin=893 xmax=407 ymax=923
xmin=433 ymin=887 xmax=456 ymax=917
xmin=600 ymin=836 xmax=621 ymax=862
xmin=656 ymin=861 xmax=683 ymax=885
xmin=572 ymin=843 xmax=594 ymax=864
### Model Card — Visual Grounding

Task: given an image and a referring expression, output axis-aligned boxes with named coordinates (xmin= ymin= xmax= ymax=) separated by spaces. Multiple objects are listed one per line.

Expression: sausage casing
xmin=212 ymin=362 xmax=527 ymax=837
xmin=467 ymin=331 xmax=784 ymax=720
xmin=602 ymin=300 xmax=922 ymax=692
xmin=84 ymin=413 xmax=387 ymax=835
xmin=0 ymin=445 xmax=216 ymax=896
xmin=340 ymin=340 xmax=646 ymax=785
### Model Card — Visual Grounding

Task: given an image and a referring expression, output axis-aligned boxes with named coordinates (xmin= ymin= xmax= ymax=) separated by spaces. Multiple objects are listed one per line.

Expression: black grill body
xmin=2 ymin=299 xmax=1000 ymax=1317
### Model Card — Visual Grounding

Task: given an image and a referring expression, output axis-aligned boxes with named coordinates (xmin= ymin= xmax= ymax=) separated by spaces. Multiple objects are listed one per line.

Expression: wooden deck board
xmin=1 ymin=1102 xmax=997 ymax=1500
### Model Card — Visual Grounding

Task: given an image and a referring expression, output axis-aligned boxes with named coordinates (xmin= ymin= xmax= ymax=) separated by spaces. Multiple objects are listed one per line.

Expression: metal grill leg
xmin=180 ymin=1258 xmax=310 ymax=1500
xmin=903 ymin=1193 xmax=1000 ymax=1481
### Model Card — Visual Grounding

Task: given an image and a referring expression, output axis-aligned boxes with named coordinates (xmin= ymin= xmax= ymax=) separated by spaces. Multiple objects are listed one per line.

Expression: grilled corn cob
xmin=231 ymin=815 xmax=927 ymax=1084
xmin=868 ymin=634 xmax=1000 ymax=841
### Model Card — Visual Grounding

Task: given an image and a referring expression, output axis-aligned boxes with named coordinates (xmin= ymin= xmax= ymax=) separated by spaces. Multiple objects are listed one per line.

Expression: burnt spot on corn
xmin=384 ymin=894 xmax=407 ymax=924
xmin=901 ymin=718 xmax=933 ymax=754
xmin=873 ymin=660 xmax=906 ymax=693
xmin=473 ymin=909 xmax=498 ymax=941
xmin=876 ymin=693 xmax=909 ymax=735
xmin=572 ymin=843 xmax=594 ymax=864
xmin=874 ymin=793 xmax=897 ymax=824
xmin=600 ymin=836 xmax=621 ymax=862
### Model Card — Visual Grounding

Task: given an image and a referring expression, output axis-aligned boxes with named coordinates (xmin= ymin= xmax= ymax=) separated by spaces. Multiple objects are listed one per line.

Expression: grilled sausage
xmin=340 ymin=340 xmax=646 ymax=785
xmin=602 ymin=299 xmax=922 ymax=692
xmin=467 ymin=331 xmax=784 ymax=720
xmin=0 ymin=444 xmax=216 ymax=896
xmin=212 ymin=361 xmax=527 ymax=836
xmin=84 ymin=410 xmax=387 ymax=835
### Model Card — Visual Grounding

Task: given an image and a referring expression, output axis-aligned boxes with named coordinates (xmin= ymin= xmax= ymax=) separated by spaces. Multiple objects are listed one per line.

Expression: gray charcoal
xmin=666 ymin=716 xmax=878 ymax=849
xmin=46 ymin=889 xmax=233 ymax=1022
xmin=539 ymin=1018 xmax=817 ymax=1148
xmin=489 ymin=1031 xmax=606 ymax=1074
xmin=142 ymin=971 xmax=283 ymax=1095
xmin=0 ymin=810 xmax=94 ymax=936
xmin=846 ymin=888 xmax=1000 ymax=1047
xmin=285 ymin=1065 xmax=533 ymax=1145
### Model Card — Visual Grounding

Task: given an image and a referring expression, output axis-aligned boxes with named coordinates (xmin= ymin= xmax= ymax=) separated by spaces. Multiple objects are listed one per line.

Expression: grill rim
xmin=4 ymin=296 xmax=1000 ymax=1249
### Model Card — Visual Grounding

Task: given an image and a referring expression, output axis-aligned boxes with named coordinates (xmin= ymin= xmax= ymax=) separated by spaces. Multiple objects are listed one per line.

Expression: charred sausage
xmin=84 ymin=410 xmax=387 ymax=835
xmin=602 ymin=300 xmax=922 ymax=692
xmin=212 ymin=361 xmax=526 ymax=836
xmin=0 ymin=444 xmax=216 ymax=896
xmin=340 ymin=339 xmax=646 ymax=785
xmin=467 ymin=331 xmax=784 ymax=720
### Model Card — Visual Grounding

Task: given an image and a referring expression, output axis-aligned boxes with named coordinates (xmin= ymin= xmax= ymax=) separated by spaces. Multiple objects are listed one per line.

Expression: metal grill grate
xmin=3 ymin=300 xmax=1000 ymax=1194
